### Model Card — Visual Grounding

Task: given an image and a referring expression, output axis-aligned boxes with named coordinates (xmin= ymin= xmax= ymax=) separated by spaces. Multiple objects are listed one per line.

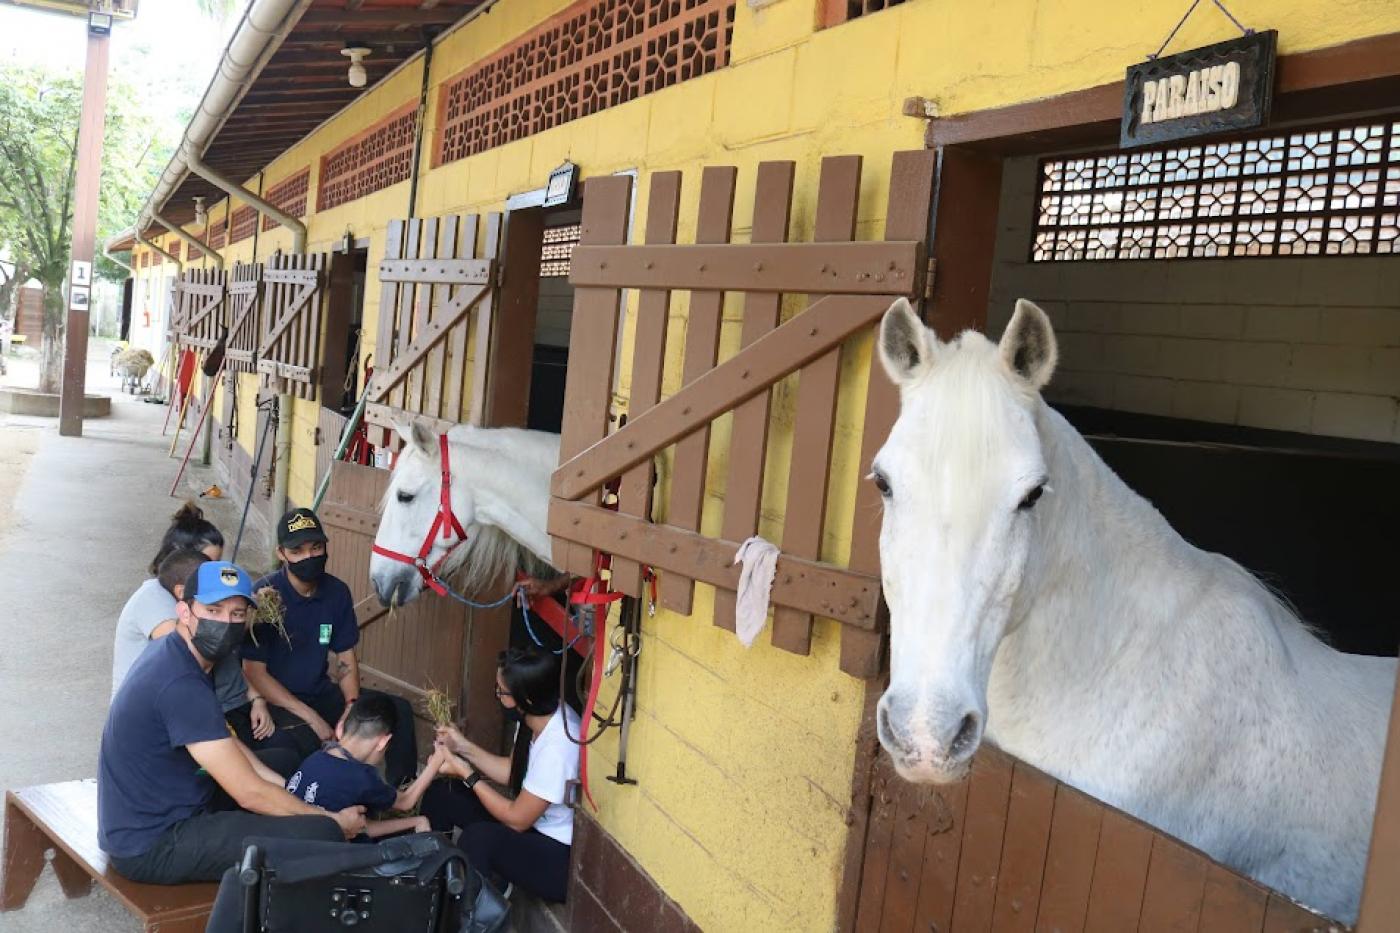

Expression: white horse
xmin=369 ymin=420 xmax=559 ymax=608
xmin=871 ymin=297 xmax=1394 ymax=924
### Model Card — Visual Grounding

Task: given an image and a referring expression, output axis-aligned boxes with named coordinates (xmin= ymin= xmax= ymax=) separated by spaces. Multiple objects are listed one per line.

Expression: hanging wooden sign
xmin=1121 ymin=30 xmax=1276 ymax=148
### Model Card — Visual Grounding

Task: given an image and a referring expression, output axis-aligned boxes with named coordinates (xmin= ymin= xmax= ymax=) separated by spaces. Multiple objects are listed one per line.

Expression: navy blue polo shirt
xmin=98 ymin=633 xmax=230 ymax=858
xmin=243 ymin=568 xmax=358 ymax=699
xmin=286 ymin=748 xmax=397 ymax=814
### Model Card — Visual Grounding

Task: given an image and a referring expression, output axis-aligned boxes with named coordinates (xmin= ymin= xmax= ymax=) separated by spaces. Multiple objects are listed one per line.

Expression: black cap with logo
xmin=278 ymin=508 xmax=329 ymax=549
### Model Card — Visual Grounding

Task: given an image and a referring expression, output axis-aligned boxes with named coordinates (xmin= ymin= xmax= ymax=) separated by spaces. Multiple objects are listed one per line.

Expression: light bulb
xmin=341 ymin=47 xmax=372 ymax=89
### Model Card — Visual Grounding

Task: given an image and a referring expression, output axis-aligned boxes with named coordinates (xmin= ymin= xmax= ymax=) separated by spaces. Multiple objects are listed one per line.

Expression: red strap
xmin=370 ymin=433 xmax=468 ymax=597
xmin=578 ymin=631 xmax=606 ymax=811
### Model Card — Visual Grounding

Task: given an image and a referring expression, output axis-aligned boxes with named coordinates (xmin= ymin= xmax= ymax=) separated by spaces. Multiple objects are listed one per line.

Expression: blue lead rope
xmin=431 ymin=573 xmax=582 ymax=656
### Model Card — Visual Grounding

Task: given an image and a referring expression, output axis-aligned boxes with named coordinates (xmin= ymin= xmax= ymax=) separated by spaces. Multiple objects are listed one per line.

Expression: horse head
xmin=872 ymin=297 xmax=1058 ymax=783
xmin=369 ymin=420 xmax=479 ymax=608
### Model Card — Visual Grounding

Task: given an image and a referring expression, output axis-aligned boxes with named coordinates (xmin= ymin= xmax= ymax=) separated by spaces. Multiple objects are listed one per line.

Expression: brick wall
xmin=987 ymin=156 xmax=1400 ymax=444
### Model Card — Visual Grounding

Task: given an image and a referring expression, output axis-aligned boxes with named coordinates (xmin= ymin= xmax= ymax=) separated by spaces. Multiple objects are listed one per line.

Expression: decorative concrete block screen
xmin=229 ymin=204 xmax=258 ymax=244
xmin=821 ymin=0 xmax=906 ymax=28
xmin=261 ymin=168 xmax=311 ymax=231
xmin=1033 ymin=117 xmax=1400 ymax=261
xmin=207 ymin=218 xmax=227 ymax=251
xmin=540 ymin=223 xmax=581 ymax=277
xmin=317 ymin=103 xmax=417 ymax=213
xmin=433 ymin=0 xmax=736 ymax=166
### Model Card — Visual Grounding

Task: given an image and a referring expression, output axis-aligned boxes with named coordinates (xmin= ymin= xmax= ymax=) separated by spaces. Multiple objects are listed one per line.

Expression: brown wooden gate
xmin=258 ymin=253 xmax=327 ymax=399
xmin=172 ymin=268 xmax=226 ymax=351
xmin=366 ymin=212 xmax=502 ymax=441
xmin=546 ymin=151 xmax=936 ymax=678
xmin=847 ymin=745 xmax=1337 ymax=933
xmin=318 ymin=210 xmax=510 ymax=751
xmin=225 ymin=263 xmax=264 ymax=373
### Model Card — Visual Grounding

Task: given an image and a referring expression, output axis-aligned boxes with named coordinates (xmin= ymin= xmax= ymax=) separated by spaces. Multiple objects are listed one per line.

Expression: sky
xmin=0 ymin=0 xmax=236 ymax=123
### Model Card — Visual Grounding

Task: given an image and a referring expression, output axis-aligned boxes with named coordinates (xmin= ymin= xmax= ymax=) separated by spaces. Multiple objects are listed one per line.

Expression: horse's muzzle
xmin=371 ymin=567 xmax=422 ymax=608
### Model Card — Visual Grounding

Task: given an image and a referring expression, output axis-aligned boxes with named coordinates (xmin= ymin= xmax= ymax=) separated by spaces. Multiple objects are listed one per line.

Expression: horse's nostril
xmin=949 ymin=712 xmax=980 ymax=760
xmin=877 ymin=702 xmax=911 ymax=756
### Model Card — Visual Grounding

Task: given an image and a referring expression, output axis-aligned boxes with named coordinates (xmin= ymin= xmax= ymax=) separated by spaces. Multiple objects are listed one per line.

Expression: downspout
xmin=152 ymin=213 xmax=224 ymax=269
xmin=406 ymin=33 xmax=435 ymax=219
xmin=102 ymin=234 xmax=133 ymax=273
xmin=184 ymin=149 xmax=307 ymax=255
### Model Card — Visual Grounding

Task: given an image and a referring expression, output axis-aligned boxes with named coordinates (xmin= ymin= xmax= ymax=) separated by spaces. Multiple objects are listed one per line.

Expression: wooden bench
xmin=2 ymin=780 xmax=218 ymax=933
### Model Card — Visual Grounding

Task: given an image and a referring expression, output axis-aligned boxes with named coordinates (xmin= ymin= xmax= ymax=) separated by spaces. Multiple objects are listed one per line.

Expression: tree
xmin=0 ymin=64 xmax=173 ymax=391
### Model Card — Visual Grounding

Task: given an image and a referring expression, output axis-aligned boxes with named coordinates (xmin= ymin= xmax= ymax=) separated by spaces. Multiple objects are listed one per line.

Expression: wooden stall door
xmin=365 ymin=212 xmax=501 ymax=444
xmin=173 ymin=268 xmax=227 ymax=352
xmin=316 ymin=212 xmax=508 ymax=751
xmin=546 ymin=151 xmax=936 ymax=678
xmin=258 ymin=252 xmax=332 ymax=401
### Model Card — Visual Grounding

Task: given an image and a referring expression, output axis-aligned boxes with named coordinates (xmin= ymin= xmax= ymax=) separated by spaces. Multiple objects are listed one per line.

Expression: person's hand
xmin=434 ymin=724 xmax=468 ymax=756
xmin=307 ymin=713 xmax=334 ymax=743
xmin=519 ymin=573 xmax=571 ymax=598
xmin=424 ymin=745 xmax=446 ymax=776
xmin=412 ymin=815 xmax=431 ymax=834
xmin=250 ymin=699 xmax=275 ymax=740
xmin=333 ymin=806 xmax=367 ymax=839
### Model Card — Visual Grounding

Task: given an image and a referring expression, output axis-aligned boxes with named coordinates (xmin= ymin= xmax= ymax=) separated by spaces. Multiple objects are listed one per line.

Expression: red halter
xmin=371 ymin=433 xmax=468 ymax=596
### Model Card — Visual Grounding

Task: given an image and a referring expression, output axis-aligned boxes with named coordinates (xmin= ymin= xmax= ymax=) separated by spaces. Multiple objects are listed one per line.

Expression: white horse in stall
xmin=871 ymin=297 xmax=1394 ymax=924
xmin=369 ymin=420 xmax=559 ymax=608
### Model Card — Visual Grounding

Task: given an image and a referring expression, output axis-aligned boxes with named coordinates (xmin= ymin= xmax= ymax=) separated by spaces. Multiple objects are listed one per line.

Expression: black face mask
xmin=191 ymin=615 xmax=246 ymax=665
xmin=288 ymin=554 xmax=328 ymax=583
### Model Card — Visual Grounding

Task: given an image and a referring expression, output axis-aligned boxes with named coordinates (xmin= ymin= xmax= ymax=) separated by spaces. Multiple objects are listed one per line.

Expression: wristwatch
xmin=464 ymin=770 xmax=483 ymax=790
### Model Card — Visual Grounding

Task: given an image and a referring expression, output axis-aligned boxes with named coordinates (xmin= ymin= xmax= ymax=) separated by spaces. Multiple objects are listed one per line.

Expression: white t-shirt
xmin=111 ymin=578 xmax=177 ymax=697
xmin=522 ymin=706 xmax=581 ymax=846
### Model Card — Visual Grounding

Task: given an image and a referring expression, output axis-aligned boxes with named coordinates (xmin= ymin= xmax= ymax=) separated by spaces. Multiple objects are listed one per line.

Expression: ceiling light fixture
xmin=341 ymin=47 xmax=372 ymax=89
xmin=193 ymin=197 xmax=207 ymax=226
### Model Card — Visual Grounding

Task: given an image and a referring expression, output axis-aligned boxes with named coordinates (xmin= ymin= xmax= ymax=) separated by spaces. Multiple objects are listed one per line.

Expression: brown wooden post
xmin=1358 ymin=662 xmax=1400 ymax=928
xmin=556 ymin=175 xmax=632 ymax=577
xmin=59 ymin=23 xmax=111 ymax=437
xmin=927 ymin=147 xmax=1002 ymax=339
xmin=484 ymin=209 xmax=545 ymax=429
xmin=612 ymin=171 xmax=682 ymax=597
xmin=840 ymin=149 xmax=937 ymax=679
xmin=769 ymin=155 xmax=862 ymax=653
xmin=659 ymin=166 xmax=737 ymax=613
xmin=712 ymin=161 xmax=795 ymax=630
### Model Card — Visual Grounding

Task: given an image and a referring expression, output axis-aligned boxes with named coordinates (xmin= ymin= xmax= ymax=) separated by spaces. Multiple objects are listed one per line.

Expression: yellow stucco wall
xmin=130 ymin=1 xmax=1400 ymax=928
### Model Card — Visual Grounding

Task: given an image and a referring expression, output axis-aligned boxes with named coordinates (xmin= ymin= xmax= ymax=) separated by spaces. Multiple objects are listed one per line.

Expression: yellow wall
xmin=168 ymin=0 xmax=1400 ymax=928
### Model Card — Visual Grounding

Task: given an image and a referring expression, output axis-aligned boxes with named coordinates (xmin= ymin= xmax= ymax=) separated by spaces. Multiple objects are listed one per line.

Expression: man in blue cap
xmin=98 ymin=560 xmax=367 ymax=885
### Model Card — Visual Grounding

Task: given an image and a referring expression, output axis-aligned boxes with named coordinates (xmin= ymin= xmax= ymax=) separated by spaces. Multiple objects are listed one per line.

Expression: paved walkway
xmin=0 ymin=341 xmax=257 ymax=932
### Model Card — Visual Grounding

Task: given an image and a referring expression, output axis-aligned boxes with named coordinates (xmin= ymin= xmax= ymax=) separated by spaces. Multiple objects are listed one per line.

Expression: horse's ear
xmin=999 ymin=299 xmax=1057 ymax=391
xmin=393 ymin=418 xmax=437 ymax=457
xmin=879 ymin=298 xmax=934 ymax=386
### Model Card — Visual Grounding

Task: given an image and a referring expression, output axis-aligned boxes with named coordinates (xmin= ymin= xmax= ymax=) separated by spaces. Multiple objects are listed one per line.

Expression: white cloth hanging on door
xmin=733 ymin=536 xmax=781 ymax=648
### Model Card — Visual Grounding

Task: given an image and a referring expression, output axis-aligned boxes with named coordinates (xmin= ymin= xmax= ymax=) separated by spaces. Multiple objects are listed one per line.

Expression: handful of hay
xmin=248 ymin=586 xmax=290 ymax=646
xmin=425 ymin=686 xmax=455 ymax=730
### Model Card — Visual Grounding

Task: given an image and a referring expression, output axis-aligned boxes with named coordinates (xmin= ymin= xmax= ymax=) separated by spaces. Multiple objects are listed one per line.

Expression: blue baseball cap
xmin=185 ymin=560 xmax=255 ymax=606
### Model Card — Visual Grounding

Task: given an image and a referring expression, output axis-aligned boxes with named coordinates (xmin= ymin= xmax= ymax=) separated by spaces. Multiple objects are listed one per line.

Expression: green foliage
xmin=0 ymin=63 xmax=175 ymax=305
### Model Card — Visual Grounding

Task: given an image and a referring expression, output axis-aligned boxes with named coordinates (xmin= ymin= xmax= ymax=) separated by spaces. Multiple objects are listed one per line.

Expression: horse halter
xmin=370 ymin=433 xmax=467 ymax=596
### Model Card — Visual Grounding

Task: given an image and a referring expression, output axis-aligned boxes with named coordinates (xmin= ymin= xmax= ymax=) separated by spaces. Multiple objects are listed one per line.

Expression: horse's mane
xmin=441 ymin=523 xmax=557 ymax=598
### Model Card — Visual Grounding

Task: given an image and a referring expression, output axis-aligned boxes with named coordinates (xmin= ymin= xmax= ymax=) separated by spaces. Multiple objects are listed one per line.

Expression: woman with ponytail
xmin=427 ymin=647 xmax=580 ymax=903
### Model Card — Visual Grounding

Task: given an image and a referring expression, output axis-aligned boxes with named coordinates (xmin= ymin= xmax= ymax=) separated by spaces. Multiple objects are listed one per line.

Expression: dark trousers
xmin=225 ymin=702 xmax=304 ymax=779
xmin=269 ymin=685 xmax=418 ymax=788
xmin=421 ymin=779 xmax=570 ymax=903
xmin=109 ymin=809 xmax=341 ymax=884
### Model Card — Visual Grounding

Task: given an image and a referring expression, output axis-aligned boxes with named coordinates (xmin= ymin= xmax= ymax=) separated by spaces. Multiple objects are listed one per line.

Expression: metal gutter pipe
xmin=134 ymin=228 xmax=182 ymax=272
xmin=184 ymin=149 xmax=307 ymax=255
xmin=129 ymin=0 xmax=312 ymax=240
xmin=103 ymin=244 xmax=133 ymax=273
xmin=152 ymin=214 xmax=224 ymax=269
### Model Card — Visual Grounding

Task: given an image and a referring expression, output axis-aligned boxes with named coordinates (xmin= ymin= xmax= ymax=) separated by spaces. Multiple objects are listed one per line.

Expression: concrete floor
xmin=0 ymin=340 xmax=265 ymax=932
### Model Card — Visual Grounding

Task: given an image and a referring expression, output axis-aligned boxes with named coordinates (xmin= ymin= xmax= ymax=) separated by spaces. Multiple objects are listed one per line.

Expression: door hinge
xmin=923 ymin=258 xmax=937 ymax=301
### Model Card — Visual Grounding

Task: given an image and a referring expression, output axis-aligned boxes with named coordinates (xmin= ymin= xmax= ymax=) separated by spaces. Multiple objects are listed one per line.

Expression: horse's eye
xmin=1017 ymin=484 xmax=1045 ymax=511
xmin=396 ymin=490 xmax=415 ymax=504
xmin=870 ymin=470 xmax=892 ymax=499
